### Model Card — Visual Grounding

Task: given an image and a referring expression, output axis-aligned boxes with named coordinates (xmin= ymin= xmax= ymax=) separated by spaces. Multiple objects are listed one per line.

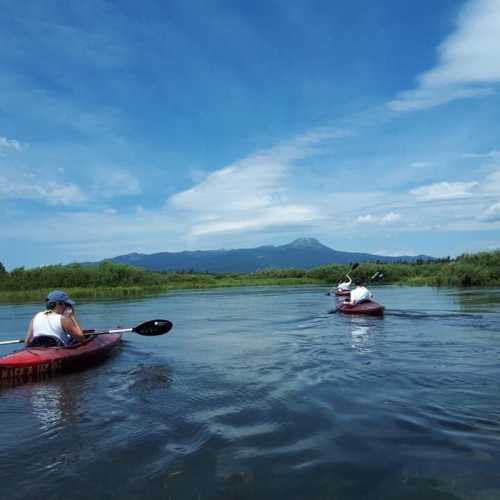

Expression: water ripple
xmin=2 ymin=285 xmax=500 ymax=500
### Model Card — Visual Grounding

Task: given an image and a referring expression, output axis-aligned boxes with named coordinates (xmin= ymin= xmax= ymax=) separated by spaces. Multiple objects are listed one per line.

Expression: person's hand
xmin=64 ymin=306 xmax=75 ymax=318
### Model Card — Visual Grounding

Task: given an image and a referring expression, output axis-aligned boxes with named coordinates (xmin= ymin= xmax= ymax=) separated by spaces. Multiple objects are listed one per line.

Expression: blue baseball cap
xmin=46 ymin=290 xmax=75 ymax=306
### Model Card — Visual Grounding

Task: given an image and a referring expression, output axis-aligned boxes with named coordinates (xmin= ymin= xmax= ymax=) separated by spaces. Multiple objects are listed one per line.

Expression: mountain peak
xmin=284 ymin=237 xmax=325 ymax=248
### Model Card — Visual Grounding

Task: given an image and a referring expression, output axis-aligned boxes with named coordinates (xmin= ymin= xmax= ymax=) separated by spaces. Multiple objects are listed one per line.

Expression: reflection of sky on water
xmin=349 ymin=318 xmax=374 ymax=353
xmin=28 ymin=381 xmax=80 ymax=437
xmin=31 ymin=384 xmax=65 ymax=433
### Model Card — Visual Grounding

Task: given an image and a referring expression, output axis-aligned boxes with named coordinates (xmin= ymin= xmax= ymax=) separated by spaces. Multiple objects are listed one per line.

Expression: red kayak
xmin=335 ymin=289 xmax=351 ymax=296
xmin=337 ymin=299 xmax=384 ymax=316
xmin=0 ymin=334 xmax=121 ymax=382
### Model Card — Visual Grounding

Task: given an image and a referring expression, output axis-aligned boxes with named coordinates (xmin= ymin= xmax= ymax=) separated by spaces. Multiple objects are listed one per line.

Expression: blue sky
xmin=1 ymin=0 xmax=500 ymax=269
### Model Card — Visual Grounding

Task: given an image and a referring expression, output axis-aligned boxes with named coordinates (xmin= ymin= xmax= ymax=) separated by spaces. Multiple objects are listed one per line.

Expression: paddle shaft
xmin=1 ymin=319 xmax=172 ymax=346
xmin=0 ymin=329 xmax=132 ymax=345
xmin=0 ymin=339 xmax=24 ymax=346
xmin=83 ymin=327 xmax=133 ymax=335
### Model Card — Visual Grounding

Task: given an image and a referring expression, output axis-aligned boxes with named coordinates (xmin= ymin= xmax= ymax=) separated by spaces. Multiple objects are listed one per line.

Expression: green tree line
xmin=0 ymin=250 xmax=499 ymax=301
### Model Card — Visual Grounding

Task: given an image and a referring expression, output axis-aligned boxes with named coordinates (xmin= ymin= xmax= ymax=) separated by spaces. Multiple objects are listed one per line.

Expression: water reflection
xmin=2 ymin=286 xmax=500 ymax=500
xmin=31 ymin=384 xmax=65 ymax=433
xmin=451 ymin=287 xmax=500 ymax=313
xmin=348 ymin=317 xmax=375 ymax=353
xmin=29 ymin=380 xmax=79 ymax=435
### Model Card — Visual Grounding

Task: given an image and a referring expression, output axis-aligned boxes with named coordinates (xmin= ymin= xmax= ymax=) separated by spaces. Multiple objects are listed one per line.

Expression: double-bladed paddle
xmin=326 ymin=262 xmax=359 ymax=295
xmin=0 ymin=319 xmax=173 ymax=346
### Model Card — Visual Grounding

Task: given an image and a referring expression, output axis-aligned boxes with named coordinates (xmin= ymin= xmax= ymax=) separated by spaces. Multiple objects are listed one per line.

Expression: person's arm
xmin=24 ymin=318 xmax=34 ymax=345
xmin=61 ymin=308 xmax=86 ymax=343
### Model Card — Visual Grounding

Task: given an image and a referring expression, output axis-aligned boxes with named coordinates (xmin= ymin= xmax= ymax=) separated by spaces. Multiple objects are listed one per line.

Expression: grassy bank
xmin=0 ymin=278 xmax=320 ymax=303
xmin=0 ymin=250 xmax=499 ymax=303
xmin=0 ymin=262 xmax=322 ymax=302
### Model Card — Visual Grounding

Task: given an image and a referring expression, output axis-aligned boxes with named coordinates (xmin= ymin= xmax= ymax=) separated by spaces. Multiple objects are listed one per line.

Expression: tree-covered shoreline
xmin=0 ymin=250 xmax=499 ymax=303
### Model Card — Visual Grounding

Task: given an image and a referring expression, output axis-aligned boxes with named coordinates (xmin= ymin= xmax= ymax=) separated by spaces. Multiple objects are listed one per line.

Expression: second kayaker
xmin=24 ymin=290 xmax=86 ymax=346
xmin=345 ymin=281 xmax=373 ymax=305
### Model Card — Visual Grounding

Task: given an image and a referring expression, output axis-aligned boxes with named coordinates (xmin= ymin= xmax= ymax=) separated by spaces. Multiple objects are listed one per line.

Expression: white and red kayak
xmin=0 ymin=334 xmax=121 ymax=382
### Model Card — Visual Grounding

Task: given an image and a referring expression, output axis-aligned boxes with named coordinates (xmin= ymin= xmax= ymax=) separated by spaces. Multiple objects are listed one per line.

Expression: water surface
xmin=1 ymin=285 xmax=500 ymax=499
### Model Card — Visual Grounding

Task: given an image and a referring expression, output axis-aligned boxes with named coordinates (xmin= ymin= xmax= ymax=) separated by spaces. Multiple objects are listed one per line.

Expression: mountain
xmin=107 ymin=238 xmax=434 ymax=273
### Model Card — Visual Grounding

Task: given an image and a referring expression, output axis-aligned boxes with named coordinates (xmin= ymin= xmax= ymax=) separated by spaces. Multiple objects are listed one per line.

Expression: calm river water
xmin=1 ymin=285 xmax=500 ymax=500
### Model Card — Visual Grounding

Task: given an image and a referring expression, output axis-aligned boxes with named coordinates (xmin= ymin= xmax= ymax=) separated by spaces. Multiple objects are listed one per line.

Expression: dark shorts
xmin=30 ymin=336 xmax=65 ymax=347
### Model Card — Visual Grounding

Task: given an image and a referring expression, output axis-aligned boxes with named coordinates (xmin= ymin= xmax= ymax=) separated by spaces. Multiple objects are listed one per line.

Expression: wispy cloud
xmin=374 ymin=249 xmax=418 ymax=257
xmin=168 ymin=129 xmax=344 ymax=236
xmin=388 ymin=0 xmax=500 ymax=111
xmin=410 ymin=181 xmax=478 ymax=201
xmin=0 ymin=136 xmax=22 ymax=152
xmin=461 ymin=150 xmax=500 ymax=159
xmin=91 ymin=167 xmax=142 ymax=197
xmin=480 ymin=202 xmax=500 ymax=221
xmin=0 ymin=176 xmax=86 ymax=205
xmin=190 ymin=205 xmax=318 ymax=237
xmin=483 ymin=168 xmax=500 ymax=192
xmin=356 ymin=212 xmax=401 ymax=225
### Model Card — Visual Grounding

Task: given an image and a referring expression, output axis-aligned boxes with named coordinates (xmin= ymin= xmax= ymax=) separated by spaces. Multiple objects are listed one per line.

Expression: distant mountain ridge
xmin=106 ymin=238 xmax=434 ymax=273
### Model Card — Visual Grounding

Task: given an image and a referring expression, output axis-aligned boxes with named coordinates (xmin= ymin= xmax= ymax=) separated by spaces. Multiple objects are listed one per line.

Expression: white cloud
xmin=388 ymin=0 xmax=500 ymax=111
xmin=380 ymin=212 xmax=401 ymax=224
xmin=91 ymin=167 xmax=141 ymax=197
xmin=389 ymin=87 xmax=492 ymax=112
xmin=0 ymin=176 xmax=86 ymax=205
xmin=356 ymin=212 xmax=401 ymax=225
xmin=480 ymin=202 xmax=500 ymax=221
xmin=190 ymin=205 xmax=318 ymax=236
xmin=482 ymin=169 xmax=500 ymax=192
xmin=356 ymin=214 xmax=376 ymax=224
xmin=168 ymin=129 xmax=343 ymax=236
xmin=461 ymin=150 xmax=500 ymax=159
xmin=410 ymin=181 xmax=478 ymax=201
xmin=0 ymin=136 xmax=22 ymax=152
xmin=374 ymin=249 xmax=418 ymax=257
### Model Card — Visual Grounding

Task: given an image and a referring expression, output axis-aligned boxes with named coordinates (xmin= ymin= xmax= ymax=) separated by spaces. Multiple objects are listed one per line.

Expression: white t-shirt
xmin=32 ymin=311 xmax=72 ymax=346
xmin=350 ymin=286 xmax=373 ymax=305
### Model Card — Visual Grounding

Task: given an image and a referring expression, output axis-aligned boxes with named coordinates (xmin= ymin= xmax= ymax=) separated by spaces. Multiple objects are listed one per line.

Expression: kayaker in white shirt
xmin=25 ymin=290 xmax=86 ymax=347
xmin=346 ymin=281 xmax=373 ymax=305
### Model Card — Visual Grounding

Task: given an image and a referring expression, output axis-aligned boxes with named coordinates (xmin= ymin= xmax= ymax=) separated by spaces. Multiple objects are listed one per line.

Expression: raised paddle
xmin=326 ymin=262 xmax=359 ymax=295
xmin=0 ymin=319 xmax=173 ymax=346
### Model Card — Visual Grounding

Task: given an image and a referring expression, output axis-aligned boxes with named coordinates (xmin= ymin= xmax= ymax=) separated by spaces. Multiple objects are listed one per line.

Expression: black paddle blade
xmin=133 ymin=319 xmax=173 ymax=336
xmin=351 ymin=262 xmax=359 ymax=271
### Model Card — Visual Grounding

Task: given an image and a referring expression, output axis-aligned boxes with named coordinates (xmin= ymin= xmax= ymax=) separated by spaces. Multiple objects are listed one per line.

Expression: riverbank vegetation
xmin=0 ymin=250 xmax=499 ymax=302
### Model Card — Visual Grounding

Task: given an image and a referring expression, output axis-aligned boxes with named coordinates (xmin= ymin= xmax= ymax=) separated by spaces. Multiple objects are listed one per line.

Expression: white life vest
xmin=350 ymin=286 xmax=373 ymax=305
xmin=32 ymin=311 xmax=72 ymax=346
